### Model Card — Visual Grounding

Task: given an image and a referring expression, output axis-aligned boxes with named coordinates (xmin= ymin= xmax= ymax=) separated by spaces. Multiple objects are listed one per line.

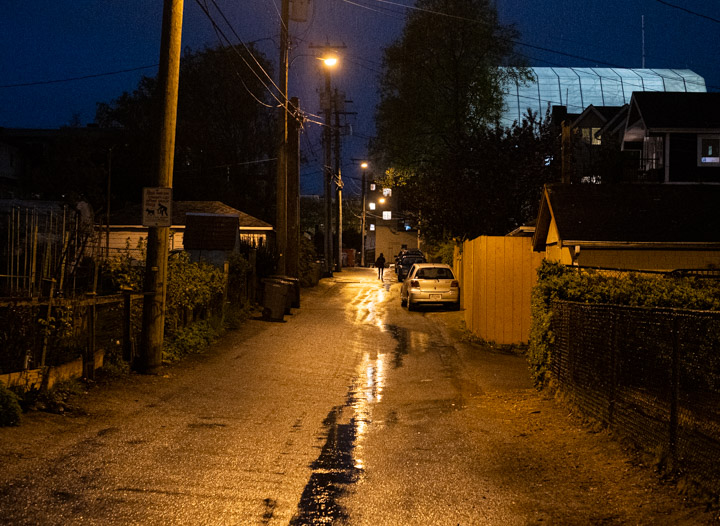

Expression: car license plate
xmin=430 ymin=294 xmax=441 ymax=300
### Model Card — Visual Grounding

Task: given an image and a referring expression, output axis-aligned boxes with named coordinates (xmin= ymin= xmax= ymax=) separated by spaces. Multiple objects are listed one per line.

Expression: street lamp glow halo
xmin=321 ymin=56 xmax=339 ymax=68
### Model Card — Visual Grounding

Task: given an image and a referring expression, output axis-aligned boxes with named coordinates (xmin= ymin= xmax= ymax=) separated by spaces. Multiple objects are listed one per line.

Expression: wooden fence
xmin=455 ymin=236 xmax=544 ymax=345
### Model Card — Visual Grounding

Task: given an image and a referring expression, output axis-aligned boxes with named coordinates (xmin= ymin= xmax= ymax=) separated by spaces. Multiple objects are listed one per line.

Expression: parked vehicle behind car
xmin=400 ymin=263 xmax=460 ymax=310
xmin=396 ymin=252 xmax=426 ymax=281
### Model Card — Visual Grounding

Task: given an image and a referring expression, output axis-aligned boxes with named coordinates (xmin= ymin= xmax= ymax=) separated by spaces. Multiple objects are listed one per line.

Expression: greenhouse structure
xmin=500 ymin=67 xmax=707 ymax=128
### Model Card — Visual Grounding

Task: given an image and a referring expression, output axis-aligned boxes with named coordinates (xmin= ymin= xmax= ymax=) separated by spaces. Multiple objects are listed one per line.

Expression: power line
xmin=653 ymin=0 xmax=720 ymax=24
xmin=0 ymin=64 xmax=158 ymax=89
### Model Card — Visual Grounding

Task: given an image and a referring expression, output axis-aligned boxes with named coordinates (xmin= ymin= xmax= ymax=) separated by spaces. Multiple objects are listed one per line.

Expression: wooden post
xmin=123 ymin=291 xmax=133 ymax=363
xmin=138 ymin=0 xmax=183 ymax=373
xmin=286 ymin=97 xmax=301 ymax=280
xmin=275 ymin=0 xmax=290 ymax=276
xmin=669 ymin=314 xmax=680 ymax=465
xmin=85 ymin=293 xmax=97 ymax=381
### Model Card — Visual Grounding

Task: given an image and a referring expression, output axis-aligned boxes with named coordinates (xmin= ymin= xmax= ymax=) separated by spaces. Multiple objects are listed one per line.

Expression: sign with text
xmin=142 ymin=187 xmax=173 ymax=227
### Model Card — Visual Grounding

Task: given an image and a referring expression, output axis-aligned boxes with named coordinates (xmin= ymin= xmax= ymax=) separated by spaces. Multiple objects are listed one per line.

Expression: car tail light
xmin=410 ymin=280 xmax=419 ymax=288
xmin=451 ymin=280 xmax=459 ymax=288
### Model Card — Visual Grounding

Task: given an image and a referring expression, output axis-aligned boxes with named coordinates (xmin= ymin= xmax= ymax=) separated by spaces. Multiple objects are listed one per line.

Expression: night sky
xmin=2 ymin=0 xmax=719 ymax=194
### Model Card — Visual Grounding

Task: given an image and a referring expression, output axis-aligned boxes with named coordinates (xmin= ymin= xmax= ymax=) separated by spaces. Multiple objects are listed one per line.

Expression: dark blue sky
xmin=2 ymin=0 xmax=718 ymax=194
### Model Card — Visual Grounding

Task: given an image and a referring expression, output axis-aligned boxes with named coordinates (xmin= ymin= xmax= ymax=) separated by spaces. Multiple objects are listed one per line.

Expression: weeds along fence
xmin=0 ymin=288 xmax=232 ymax=381
xmin=551 ymin=300 xmax=720 ymax=496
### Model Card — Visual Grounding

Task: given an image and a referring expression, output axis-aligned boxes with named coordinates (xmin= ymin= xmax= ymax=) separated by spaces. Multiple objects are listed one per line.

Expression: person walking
xmin=375 ymin=253 xmax=386 ymax=280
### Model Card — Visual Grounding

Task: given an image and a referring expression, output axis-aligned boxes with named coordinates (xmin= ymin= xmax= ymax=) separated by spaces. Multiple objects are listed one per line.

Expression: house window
xmin=382 ymin=211 xmax=392 ymax=220
xmin=580 ymin=127 xmax=601 ymax=145
xmin=698 ymin=135 xmax=720 ymax=167
xmin=382 ymin=188 xmax=392 ymax=197
xmin=642 ymin=136 xmax=664 ymax=171
xmin=369 ymin=183 xmax=376 ymax=191
xmin=369 ymin=202 xmax=376 ymax=210
xmin=369 ymin=224 xmax=375 ymax=231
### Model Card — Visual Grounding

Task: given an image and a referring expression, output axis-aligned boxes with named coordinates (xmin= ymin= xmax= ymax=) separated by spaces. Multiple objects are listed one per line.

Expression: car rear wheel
xmin=407 ymin=300 xmax=415 ymax=311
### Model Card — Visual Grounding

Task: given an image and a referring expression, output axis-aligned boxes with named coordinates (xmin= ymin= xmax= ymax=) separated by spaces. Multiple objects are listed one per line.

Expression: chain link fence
xmin=551 ymin=300 xmax=720 ymax=496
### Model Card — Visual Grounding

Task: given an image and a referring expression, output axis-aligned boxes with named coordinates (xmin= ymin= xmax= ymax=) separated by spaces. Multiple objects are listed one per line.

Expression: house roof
xmin=628 ymin=92 xmax=720 ymax=131
xmin=573 ymin=105 xmax=623 ymax=125
xmin=110 ymin=201 xmax=273 ymax=230
xmin=532 ymin=183 xmax=720 ymax=251
xmin=596 ymin=105 xmax=629 ymax=140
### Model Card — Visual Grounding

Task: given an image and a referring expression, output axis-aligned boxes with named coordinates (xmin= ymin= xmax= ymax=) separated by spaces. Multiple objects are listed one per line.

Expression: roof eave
xmin=565 ymin=241 xmax=720 ymax=250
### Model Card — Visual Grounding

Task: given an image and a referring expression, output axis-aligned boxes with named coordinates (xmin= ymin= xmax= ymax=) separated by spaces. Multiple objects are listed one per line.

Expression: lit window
xmin=698 ymin=135 xmax=720 ymax=167
xmin=369 ymin=202 xmax=376 ymax=210
xmin=642 ymin=136 xmax=664 ymax=171
xmin=370 ymin=183 xmax=376 ymax=191
xmin=581 ymin=127 xmax=601 ymax=145
xmin=383 ymin=188 xmax=392 ymax=197
xmin=383 ymin=211 xmax=392 ymax=220
xmin=369 ymin=224 xmax=375 ymax=231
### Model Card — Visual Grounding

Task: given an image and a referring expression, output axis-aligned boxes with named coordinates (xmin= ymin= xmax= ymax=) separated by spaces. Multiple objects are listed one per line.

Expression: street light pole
xmin=323 ymin=65 xmax=334 ymax=276
xmin=334 ymin=88 xmax=343 ymax=272
xmin=360 ymin=162 xmax=368 ymax=267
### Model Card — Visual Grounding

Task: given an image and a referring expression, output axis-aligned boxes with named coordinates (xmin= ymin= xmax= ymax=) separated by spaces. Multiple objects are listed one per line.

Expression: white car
xmin=400 ymin=263 xmax=460 ymax=311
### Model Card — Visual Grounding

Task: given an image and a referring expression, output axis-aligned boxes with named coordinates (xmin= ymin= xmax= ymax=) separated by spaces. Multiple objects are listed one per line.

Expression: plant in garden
xmin=0 ymin=382 xmax=22 ymax=426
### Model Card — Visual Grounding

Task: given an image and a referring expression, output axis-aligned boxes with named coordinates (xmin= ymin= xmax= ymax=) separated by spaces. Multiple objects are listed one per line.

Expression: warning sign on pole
xmin=142 ymin=187 xmax=173 ymax=227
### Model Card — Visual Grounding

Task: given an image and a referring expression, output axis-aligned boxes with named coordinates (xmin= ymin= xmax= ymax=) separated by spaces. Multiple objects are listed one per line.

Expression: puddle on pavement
xmin=291 ymin=351 xmax=385 ymax=524
xmin=384 ymin=324 xmax=410 ymax=368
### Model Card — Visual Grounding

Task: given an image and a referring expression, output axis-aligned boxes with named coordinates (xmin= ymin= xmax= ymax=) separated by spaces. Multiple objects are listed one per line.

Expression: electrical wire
xmin=201 ymin=0 xmax=275 ymax=108
xmin=341 ymin=0 xmax=718 ymax=93
xmin=653 ymin=0 xmax=720 ymax=24
xmin=0 ymin=64 xmax=158 ymax=89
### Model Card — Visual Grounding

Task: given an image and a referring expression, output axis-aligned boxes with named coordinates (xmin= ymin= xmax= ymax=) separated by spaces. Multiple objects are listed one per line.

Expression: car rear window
xmin=415 ymin=268 xmax=454 ymax=279
xmin=403 ymin=257 xmax=424 ymax=266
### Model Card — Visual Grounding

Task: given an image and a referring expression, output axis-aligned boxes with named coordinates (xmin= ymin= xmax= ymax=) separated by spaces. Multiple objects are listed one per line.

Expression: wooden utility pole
xmin=310 ymin=43 xmax=345 ymax=276
xmin=323 ymin=69 xmax=334 ymax=276
xmin=286 ymin=97 xmax=302 ymax=279
xmin=275 ymin=0 xmax=290 ymax=276
xmin=138 ymin=0 xmax=183 ymax=373
xmin=334 ymin=88 xmax=343 ymax=272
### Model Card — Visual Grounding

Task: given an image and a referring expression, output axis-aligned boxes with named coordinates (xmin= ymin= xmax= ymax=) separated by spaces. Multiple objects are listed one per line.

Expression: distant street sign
xmin=142 ymin=187 xmax=173 ymax=227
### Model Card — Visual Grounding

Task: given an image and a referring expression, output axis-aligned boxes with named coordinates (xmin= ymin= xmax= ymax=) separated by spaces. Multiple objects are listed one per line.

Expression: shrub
xmin=299 ymin=237 xmax=318 ymax=287
xmin=0 ymin=382 xmax=22 ymax=426
xmin=528 ymin=261 xmax=720 ymax=386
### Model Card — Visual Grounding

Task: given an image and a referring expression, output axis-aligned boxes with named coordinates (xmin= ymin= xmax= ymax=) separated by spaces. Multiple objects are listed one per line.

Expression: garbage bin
xmin=268 ymin=275 xmax=300 ymax=310
xmin=262 ymin=279 xmax=288 ymax=321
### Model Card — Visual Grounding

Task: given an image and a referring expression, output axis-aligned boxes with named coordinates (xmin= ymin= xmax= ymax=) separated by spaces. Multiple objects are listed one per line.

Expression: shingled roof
xmin=628 ymin=92 xmax=720 ymax=130
xmin=110 ymin=201 xmax=272 ymax=230
xmin=532 ymin=183 xmax=720 ymax=251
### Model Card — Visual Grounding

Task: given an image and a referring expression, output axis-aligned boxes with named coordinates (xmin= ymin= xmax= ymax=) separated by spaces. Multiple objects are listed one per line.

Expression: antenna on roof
xmin=642 ymin=15 xmax=646 ymax=69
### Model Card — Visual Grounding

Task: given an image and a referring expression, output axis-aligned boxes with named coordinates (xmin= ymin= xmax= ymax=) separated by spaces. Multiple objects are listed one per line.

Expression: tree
xmin=96 ymin=43 xmax=277 ymax=223
xmin=374 ymin=0 xmax=560 ymax=241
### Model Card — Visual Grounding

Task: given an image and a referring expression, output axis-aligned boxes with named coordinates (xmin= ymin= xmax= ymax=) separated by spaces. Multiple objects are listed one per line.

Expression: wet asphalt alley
xmin=0 ymin=267 xmax=713 ymax=525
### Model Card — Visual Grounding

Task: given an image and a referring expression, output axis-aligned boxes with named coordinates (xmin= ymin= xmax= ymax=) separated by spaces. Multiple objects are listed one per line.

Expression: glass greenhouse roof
xmin=500 ymin=67 xmax=706 ymax=128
